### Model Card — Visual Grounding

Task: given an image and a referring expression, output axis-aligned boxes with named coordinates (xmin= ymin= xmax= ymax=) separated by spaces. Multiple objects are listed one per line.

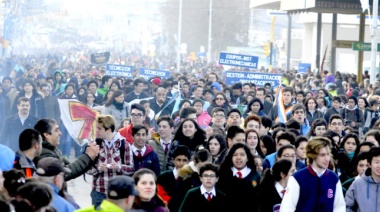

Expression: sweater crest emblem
xmin=327 ymin=188 xmax=333 ymax=198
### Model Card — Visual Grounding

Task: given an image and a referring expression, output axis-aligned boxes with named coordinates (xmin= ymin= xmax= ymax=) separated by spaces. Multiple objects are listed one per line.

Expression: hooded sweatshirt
xmin=339 ymin=105 xmax=364 ymax=129
xmin=345 ymin=168 xmax=380 ymax=212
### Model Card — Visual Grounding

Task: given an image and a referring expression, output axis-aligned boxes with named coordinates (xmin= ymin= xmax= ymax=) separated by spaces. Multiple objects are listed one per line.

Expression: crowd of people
xmin=0 ymin=54 xmax=379 ymax=211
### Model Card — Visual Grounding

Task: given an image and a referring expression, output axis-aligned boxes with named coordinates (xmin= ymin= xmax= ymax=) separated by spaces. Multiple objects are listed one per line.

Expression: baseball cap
xmin=36 ymin=157 xmax=71 ymax=177
xmin=150 ymin=77 xmax=161 ymax=85
xmin=37 ymin=73 xmax=46 ymax=79
xmin=108 ymin=175 xmax=139 ymax=199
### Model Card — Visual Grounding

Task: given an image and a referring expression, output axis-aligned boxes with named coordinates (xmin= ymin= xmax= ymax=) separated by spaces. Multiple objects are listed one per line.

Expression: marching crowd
xmin=0 ymin=55 xmax=379 ymax=211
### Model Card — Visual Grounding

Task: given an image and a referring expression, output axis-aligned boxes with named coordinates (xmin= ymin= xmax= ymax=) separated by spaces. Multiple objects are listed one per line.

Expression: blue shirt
xmin=49 ymin=183 xmax=75 ymax=212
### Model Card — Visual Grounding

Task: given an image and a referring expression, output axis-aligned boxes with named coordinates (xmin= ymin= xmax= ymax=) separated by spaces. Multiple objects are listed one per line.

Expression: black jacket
xmin=149 ymin=98 xmax=175 ymax=117
xmin=179 ymin=187 xmax=227 ymax=212
xmin=0 ymin=113 xmax=38 ymax=151
xmin=33 ymin=140 xmax=94 ymax=181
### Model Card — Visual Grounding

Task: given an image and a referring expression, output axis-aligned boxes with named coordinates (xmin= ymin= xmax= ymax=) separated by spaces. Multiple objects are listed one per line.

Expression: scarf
xmin=113 ymin=100 xmax=124 ymax=110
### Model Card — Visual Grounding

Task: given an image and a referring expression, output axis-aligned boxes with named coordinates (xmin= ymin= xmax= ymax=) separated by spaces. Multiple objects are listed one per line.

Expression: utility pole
xmin=177 ymin=0 xmax=183 ymax=73
xmin=207 ymin=0 xmax=212 ymax=64
xmin=370 ymin=0 xmax=378 ymax=83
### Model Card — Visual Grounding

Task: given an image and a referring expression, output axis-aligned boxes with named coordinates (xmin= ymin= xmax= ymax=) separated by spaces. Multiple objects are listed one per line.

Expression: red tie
xmin=281 ymin=189 xmax=286 ymax=197
xmin=164 ymin=143 xmax=170 ymax=154
xmin=137 ymin=150 xmax=142 ymax=158
xmin=207 ymin=192 xmax=212 ymax=202
xmin=237 ymin=171 xmax=242 ymax=179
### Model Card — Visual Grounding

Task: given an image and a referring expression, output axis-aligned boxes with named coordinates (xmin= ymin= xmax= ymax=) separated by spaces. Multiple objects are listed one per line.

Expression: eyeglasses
xmin=213 ymin=114 xmax=225 ymax=118
xmin=202 ymin=174 xmax=216 ymax=178
xmin=282 ymin=154 xmax=296 ymax=159
xmin=331 ymin=122 xmax=343 ymax=126
xmin=215 ymin=98 xmax=224 ymax=101
xmin=131 ymin=113 xmax=143 ymax=118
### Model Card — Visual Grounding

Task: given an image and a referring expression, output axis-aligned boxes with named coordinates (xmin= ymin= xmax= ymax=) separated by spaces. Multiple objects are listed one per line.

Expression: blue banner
xmin=139 ymin=68 xmax=171 ymax=80
xmin=224 ymin=71 xmax=281 ymax=87
xmin=298 ymin=63 xmax=311 ymax=73
xmin=106 ymin=64 xmax=133 ymax=78
xmin=219 ymin=52 xmax=259 ymax=69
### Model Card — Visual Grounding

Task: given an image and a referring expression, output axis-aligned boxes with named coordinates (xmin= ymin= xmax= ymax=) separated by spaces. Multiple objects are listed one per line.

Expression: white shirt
xmin=18 ymin=113 xmax=29 ymax=125
xmin=200 ymin=185 xmax=216 ymax=200
xmin=172 ymin=168 xmax=179 ymax=179
xmin=132 ymin=145 xmax=146 ymax=156
xmin=160 ymin=138 xmax=172 ymax=151
xmin=231 ymin=166 xmax=251 ymax=178
xmin=311 ymin=166 xmax=327 ymax=177
xmin=275 ymin=182 xmax=286 ymax=198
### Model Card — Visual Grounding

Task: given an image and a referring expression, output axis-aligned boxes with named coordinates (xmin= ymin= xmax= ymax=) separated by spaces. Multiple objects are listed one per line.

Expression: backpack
xmin=82 ymin=138 xmax=126 ymax=182
xmin=342 ymin=108 xmax=360 ymax=123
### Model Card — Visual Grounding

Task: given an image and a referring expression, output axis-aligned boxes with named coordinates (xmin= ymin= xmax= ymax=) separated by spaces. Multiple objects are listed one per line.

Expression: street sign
xmin=352 ymin=42 xmax=380 ymax=51
xmin=333 ymin=40 xmax=355 ymax=48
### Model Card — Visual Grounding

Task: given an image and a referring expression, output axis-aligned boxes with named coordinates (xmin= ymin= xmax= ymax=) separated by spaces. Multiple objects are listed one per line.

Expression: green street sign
xmin=352 ymin=42 xmax=380 ymax=51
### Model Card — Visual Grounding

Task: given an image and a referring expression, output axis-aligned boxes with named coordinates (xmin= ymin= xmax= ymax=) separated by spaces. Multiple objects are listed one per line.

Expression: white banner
xmin=59 ymin=99 xmax=99 ymax=146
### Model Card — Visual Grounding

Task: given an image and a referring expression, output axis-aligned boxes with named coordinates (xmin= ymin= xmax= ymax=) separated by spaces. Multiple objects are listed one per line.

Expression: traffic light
xmin=264 ymin=42 xmax=270 ymax=56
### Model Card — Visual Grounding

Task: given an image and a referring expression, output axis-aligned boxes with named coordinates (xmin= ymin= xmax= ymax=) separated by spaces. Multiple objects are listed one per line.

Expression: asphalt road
xmin=66 ymin=156 xmax=93 ymax=208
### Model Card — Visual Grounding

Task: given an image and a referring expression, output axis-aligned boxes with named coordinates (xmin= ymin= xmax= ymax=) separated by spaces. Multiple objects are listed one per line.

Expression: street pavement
xmin=67 ymin=154 xmax=93 ymax=208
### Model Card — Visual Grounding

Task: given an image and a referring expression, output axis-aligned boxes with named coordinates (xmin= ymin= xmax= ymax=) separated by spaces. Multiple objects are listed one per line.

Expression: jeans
xmin=90 ymin=190 xmax=106 ymax=207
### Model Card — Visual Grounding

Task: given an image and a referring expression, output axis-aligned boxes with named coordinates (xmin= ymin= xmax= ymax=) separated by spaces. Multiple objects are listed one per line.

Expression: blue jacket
xmin=263 ymin=152 xmax=277 ymax=170
xmin=49 ymin=183 xmax=75 ymax=212
xmin=292 ymin=166 xmax=340 ymax=212
xmin=300 ymin=119 xmax=311 ymax=137
xmin=133 ymin=144 xmax=161 ymax=176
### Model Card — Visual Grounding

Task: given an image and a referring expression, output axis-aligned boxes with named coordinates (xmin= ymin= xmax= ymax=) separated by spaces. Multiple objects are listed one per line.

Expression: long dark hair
xmin=245 ymin=98 xmax=263 ymax=114
xmin=206 ymin=134 xmax=227 ymax=156
xmin=257 ymin=135 xmax=276 ymax=157
xmin=219 ymin=143 xmax=257 ymax=178
xmin=260 ymin=159 xmax=293 ymax=187
xmin=173 ymin=118 xmax=206 ymax=151
xmin=105 ymin=90 xmax=124 ymax=107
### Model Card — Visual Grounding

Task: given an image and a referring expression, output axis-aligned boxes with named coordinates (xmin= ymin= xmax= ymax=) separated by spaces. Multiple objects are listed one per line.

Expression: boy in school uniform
xmin=179 ymin=163 xmax=226 ymax=212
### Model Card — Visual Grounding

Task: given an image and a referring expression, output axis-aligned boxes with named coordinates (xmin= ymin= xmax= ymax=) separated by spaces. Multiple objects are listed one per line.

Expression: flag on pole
xmin=58 ymin=99 xmax=99 ymax=146
xmin=273 ymin=86 xmax=287 ymax=123
xmin=360 ymin=0 xmax=370 ymax=12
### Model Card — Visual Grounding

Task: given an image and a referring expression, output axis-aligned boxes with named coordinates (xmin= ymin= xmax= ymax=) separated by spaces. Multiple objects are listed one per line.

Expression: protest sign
xmin=219 ymin=52 xmax=259 ymax=69
xmin=106 ymin=64 xmax=133 ymax=78
xmin=139 ymin=68 xmax=171 ymax=80
xmin=224 ymin=71 xmax=281 ymax=87
xmin=298 ymin=63 xmax=311 ymax=73
xmin=90 ymin=52 xmax=110 ymax=64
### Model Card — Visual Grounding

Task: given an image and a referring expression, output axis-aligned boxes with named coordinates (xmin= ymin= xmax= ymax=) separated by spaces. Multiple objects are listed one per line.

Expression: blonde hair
xmin=306 ymin=137 xmax=332 ymax=164
xmin=96 ymin=115 xmax=116 ymax=132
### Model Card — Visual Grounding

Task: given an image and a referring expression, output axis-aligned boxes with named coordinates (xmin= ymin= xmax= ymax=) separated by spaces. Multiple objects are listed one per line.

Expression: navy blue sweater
xmin=293 ymin=166 xmax=339 ymax=212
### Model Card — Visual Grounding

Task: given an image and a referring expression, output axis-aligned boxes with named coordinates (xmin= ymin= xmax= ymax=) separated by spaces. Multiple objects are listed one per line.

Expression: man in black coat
xmin=0 ymin=97 xmax=38 ymax=151
xmin=149 ymin=87 xmax=175 ymax=118
xmin=33 ymin=118 xmax=100 ymax=181
xmin=256 ymin=87 xmax=273 ymax=115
